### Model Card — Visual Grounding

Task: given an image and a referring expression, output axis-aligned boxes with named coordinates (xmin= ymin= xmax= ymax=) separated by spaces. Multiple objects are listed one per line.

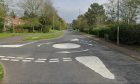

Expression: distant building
xmin=5 ymin=17 xmax=24 ymax=26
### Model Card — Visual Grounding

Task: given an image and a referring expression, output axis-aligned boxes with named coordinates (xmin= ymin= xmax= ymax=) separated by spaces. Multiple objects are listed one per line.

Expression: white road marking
xmin=25 ymin=58 xmax=34 ymax=60
xmin=37 ymin=58 xmax=47 ymax=61
xmin=63 ymin=58 xmax=72 ymax=62
xmin=49 ymin=58 xmax=59 ymax=61
xmin=76 ymin=56 xmax=115 ymax=79
xmin=1 ymin=58 xmax=10 ymax=61
xmin=0 ymin=45 xmax=23 ymax=48
xmin=57 ymin=49 xmax=89 ymax=54
xmin=88 ymin=44 xmax=93 ymax=46
xmin=53 ymin=43 xmax=81 ymax=49
xmin=16 ymin=57 xmax=24 ymax=59
xmin=7 ymin=56 xmax=16 ymax=59
xmin=0 ymin=56 xmax=5 ymax=58
xmin=22 ymin=60 xmax=32 ymax=62
xmin=71 ymin=38 xmax=79 ymax=42
xmin=38 ymin=42 xmax=54 ymax=47
xmin=63 ymin=59 xmax=72 ymax=62
xmin=35 ymin=60 xmax=45 ymax=63
xmin=62 ymin=58 xmax=71 ymax=60
xmin=0 ymin=41 xmax=38 ymax=48
xmin=11 ymin=59 xmax=19 ymax=62
xmin=49 ymin=60 xmax=59 ymax=63
xmin=49 ymin=58 xmax=59 ymax=63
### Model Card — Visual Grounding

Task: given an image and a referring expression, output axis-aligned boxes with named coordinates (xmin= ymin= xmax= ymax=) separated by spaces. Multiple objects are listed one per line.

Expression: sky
xmin=8 ymin=0 xmax=108 ymax=23
xmin=52 ymin=0 xmax=108 ymax=23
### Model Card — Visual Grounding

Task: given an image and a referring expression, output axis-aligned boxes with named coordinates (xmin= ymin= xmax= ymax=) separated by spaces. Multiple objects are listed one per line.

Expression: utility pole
xmin=117 ymin=0 xmax=120 ymax=45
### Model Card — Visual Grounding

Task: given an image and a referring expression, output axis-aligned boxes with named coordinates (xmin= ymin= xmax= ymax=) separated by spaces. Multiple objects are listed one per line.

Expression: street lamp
xmin=117 ymin=0 xmax=120 ymax=45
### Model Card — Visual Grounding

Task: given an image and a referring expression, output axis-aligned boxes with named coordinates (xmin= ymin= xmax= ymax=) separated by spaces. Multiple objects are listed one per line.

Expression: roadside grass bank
xmin=0 ymin=33 xmax=22 ymax=39
xmin=23 ymin=30 xmax=64 ymax=41
xmin=0 ymin=64 xmax=4 ymax=80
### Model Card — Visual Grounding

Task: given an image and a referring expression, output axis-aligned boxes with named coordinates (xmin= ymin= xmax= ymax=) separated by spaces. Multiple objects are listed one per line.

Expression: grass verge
xmin=23 ymin=30 xmax=64 ymax=41
xmin=0 ymin=64 xmax=4 ymax=80
xmin=0 ymin=33 xmax=22 ymax=39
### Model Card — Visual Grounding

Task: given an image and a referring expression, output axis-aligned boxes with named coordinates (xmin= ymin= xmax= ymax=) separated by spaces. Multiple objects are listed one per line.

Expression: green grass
xmin=0 ymin=33 xmax=22 ymax=39
xmin=0 ymin=30 xmax=64 ymax=41
xmin=23 ymin=30 xmax=64 ymax=41
xmin=0 ymin=64 xmax=4 ymax=80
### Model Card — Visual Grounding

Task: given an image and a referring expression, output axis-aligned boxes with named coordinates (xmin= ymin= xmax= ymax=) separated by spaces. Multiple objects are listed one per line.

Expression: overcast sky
xmin=9 ymin=0 xmax=108 ymax=23
xmin=52 ymin=0 xmax=108 ymax=23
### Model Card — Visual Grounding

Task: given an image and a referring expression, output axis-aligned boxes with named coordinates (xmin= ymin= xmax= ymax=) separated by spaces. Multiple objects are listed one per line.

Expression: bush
xmin=0 ymin=18 xmax=4 ymax=32
xmin=15 ymin=23 xmax=42 ymax=33
xmin=42 ymin=25 xmax=52 ymax=33
xmin=91 ymin=24 xmax=140 ymax=45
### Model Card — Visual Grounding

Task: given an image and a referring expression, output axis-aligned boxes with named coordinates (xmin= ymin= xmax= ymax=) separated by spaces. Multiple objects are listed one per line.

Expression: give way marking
xmin=76 ymin=56 xmax=115 ymax=79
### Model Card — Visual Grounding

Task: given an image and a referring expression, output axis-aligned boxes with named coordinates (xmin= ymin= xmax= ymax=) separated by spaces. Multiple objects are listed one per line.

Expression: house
xmin=5 ymin=17 xmax=24 ymax=26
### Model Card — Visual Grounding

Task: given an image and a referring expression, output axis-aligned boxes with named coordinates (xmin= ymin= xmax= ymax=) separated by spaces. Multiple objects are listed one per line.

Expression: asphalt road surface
xmin=0 ymin=31 xmax=140 ymax=84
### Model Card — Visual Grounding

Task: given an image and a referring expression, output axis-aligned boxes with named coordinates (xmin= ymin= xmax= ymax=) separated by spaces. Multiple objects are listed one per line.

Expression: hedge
xmin=91 ymin=24 xmax=140 ymax=45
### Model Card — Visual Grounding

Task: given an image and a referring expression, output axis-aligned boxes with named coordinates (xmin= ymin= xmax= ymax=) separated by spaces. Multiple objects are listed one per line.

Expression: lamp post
xmin=117 ymin=0 xmax=120 ymax=45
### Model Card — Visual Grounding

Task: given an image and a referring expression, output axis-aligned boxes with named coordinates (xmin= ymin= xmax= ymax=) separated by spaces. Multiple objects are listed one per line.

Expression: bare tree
xmin=105 ymin=0 xmax=118 ymax=22
xmin=119 ymin=0 xmax=140 ymax=24
xmin=20 ymin=0 xmax=44 ymax=17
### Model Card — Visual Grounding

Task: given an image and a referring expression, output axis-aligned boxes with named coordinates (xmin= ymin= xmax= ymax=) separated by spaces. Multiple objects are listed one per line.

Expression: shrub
xmin=91 ymin=24 xmax=140 ymax=45
xmin=42 ymin=25 xmax=52 ymax=33
xmin=0 ymin=18 xmax=4 ymax=32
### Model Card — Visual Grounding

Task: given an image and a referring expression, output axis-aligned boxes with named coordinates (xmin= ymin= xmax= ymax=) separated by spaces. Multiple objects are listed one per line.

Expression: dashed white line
xmin=37 ymin=59 xmax=47 ymax=61
xmin=63 ymin=58 xmax=72 ymax=62
xmin=1 ymin=58 xmax=10 ymax=61
xmin=22 ymin=60 xmax=32 ymax=62
xmin=49 ymin=60 xmax=59 ymax=63
xmin=88 ymin=44 xmax=93 ymax=46
xmin=35 ymin=60 xmax=45 ymax=63
xmin=49 ymin=58 xmax=59 ymax=61
xmin=62 ymin=58 xmax=71 ymax=60
xmin=49 ymin=58 xmax=59 ymax=63
xmin=7 ymin=56 xmax=16 ymax=59
xmin=63 ymin=59 xmax=72 ymax=62
xmin=16 ymin=57 xmax=24 ymax=59
xmin=0 ymin=56 xmax=5 ymax=58
xmin=11 ymin=59 xmax=19 ymax=62
xmin=25 ymin=58 xmax=34 ymax=60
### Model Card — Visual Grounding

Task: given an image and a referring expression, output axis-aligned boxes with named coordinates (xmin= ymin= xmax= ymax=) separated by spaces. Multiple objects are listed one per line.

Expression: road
xmin=0 ymin=31 xmax=140 ymax=84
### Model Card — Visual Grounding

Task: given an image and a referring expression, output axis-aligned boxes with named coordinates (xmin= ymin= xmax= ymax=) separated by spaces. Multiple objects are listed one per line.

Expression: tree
xmin=10 ymin=10 xmax=16 ymax=18
xmin=105 ymin=0 xmax=118 ymax=23
xmin=20 ymin=0 xmax=43 ymax=18
xmin=105 ymin=0 xmax=140 ymax=24
xmin=119 ymin=0 xmax=140 ymax=24
xmin=85 ymin=3 xmax=106 ymax=26
xmin=0 ymin=0 xmax=8 ymax=32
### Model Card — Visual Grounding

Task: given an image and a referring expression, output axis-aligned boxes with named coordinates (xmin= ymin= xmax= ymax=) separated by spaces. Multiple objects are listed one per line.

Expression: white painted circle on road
xmin=53 ymin=43 xmax=80 ymax=49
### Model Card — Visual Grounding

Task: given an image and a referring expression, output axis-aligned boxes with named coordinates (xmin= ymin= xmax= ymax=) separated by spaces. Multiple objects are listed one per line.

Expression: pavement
xmin=0 ymin=30 xmax=140 ymax=84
